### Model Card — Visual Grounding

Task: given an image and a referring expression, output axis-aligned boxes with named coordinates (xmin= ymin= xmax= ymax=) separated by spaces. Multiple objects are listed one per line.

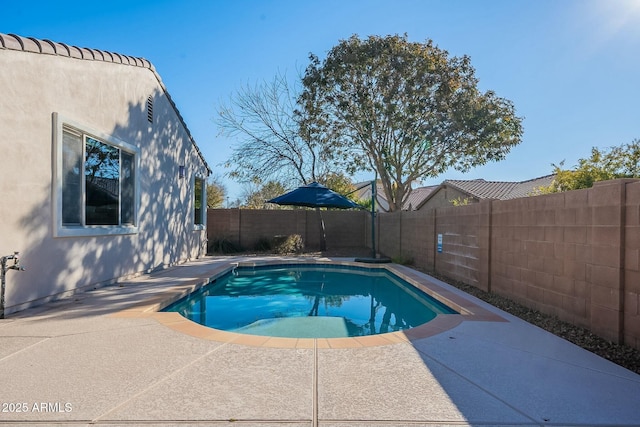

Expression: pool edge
xmin=111 ymin=258 xmax=507 ymax=348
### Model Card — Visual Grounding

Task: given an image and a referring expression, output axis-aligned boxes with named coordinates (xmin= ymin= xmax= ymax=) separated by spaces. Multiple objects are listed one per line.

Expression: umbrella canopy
xmin=267 ymin=182 xmax=360 ymax=209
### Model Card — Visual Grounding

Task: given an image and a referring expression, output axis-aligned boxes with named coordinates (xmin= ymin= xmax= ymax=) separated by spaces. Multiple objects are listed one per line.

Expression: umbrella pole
xmin=371 ymin=175 xmax=377 ymax=259
xmin=316 ymin=207 xmax=327 ymax=251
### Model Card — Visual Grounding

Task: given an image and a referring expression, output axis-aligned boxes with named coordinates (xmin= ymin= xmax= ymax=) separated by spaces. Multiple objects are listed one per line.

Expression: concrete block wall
xmin=207 ymin=208 xmax=241 ymax=246
xmin=584 ymin=181 xmax=626 ymax=343
xmin=434 ymin=202 xmax=487 ymax=290
xmin=378 ymin=211 xmax=402 ymax=259
xmin=400 ymin=210 xmax=436 ymax=269
xmin=322 ymin=210 xmax=368 ymax=248
xmin=374 ymin=203 xmax=488 ymax=290
xmin=624 ymin=181 xmax=640 ymax=349
xmin=239 ymin=210 xmax=307 ymax=248
xmin=207 ymin=209 xmax=367 ymax=251
xmin=491 ymin=189 xmax=594 ymax=331
xmin=375 ymin=179 xmax=640 ymax=349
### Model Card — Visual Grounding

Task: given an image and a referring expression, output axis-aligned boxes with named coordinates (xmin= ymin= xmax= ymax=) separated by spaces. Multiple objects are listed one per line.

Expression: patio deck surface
xmin=1 ymin=255 xmax=639 ymax=426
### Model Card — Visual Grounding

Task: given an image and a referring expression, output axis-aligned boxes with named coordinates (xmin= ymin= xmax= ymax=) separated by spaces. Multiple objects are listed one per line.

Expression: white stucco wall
xmin=0 ymin=47 xmax=209 ymax=313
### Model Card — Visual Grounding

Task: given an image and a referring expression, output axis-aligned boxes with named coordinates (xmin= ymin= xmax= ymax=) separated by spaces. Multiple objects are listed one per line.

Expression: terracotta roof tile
xmin=102 ymin=50 xmax=115 ymax=62
xmin=38 ymin=39 xmax=57 ymax=55
xmin=79 ymin=47 xmax=94 ymax=59
xmin=0 ymin=33 xmax=154 ymax=69
xmin=21 ymin=36 xmax=40 ymax=53
xmin=70 ymin=45 xmax=85 ymax=59
xmin=51 ymin=40 xmax=70 ymax=56
xmin=111 ymin=51 xmax=123 ymax=63
xmin=1 ymin=33 xmax=23 ymax=50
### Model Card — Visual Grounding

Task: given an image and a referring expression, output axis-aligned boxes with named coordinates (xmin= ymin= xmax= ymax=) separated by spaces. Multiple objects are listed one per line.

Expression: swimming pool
xmin=163 ymin=263 xmax=458 ymax=339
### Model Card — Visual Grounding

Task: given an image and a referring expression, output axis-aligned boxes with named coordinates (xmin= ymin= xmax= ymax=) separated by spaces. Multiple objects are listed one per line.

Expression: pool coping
xmin=111 ymin=259 xmax=507 ymax=348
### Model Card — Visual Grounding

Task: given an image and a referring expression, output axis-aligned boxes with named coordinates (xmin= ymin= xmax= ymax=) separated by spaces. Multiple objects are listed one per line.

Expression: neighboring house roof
xmin=403 ymin=185 xmax=437 ymax=210
xmin=416 ymin=174 xmax=555 ymax=209
xmin=353 ymin=181 xmax=388 ymax=211
xmin=354 ymin=181 xmax=437 ymax=211
xmin=0 ymin=32 xmax=211 ymax=174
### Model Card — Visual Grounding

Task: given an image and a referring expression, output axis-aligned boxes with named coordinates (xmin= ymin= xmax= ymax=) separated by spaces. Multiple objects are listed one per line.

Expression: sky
xmin=2 ymin=0 xmax=639 ymax=202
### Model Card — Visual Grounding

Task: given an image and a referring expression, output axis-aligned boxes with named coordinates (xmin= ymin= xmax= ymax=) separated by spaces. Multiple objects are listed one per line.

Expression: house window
xmin=194 ymin=177 xmax=205 ymax=227
xmin=54 ymin=114 xmax=139 ymax=237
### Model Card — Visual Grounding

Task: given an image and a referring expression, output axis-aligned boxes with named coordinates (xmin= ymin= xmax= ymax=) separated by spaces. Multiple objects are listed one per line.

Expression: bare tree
xmin=217 ymin=73 xmax=333 ymax=186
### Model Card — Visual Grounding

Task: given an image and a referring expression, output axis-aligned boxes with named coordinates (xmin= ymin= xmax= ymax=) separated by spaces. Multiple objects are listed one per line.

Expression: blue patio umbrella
xmin=267 ymin=182 xmax=360 ymax=209
xmin=267 ymin=182 xmax=361 ymax=250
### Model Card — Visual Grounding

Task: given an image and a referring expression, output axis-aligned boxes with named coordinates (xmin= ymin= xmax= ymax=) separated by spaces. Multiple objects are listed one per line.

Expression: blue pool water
xmin=163 ymin=264 xmax=457 ymax=338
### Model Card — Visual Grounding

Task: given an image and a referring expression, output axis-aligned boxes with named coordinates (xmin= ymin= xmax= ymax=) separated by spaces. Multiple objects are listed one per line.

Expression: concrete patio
xmin=1 ymin=256 xmax=639 ymax=426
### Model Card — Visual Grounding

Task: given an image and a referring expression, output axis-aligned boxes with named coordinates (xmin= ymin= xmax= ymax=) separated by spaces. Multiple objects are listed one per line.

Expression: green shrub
xmin=272 ymin=234 xmax=304 ymax=254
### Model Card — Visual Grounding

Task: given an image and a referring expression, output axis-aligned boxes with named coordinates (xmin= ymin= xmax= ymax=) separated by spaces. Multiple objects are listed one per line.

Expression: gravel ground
xmin=214 ymin=248 xmax=640 ymax=375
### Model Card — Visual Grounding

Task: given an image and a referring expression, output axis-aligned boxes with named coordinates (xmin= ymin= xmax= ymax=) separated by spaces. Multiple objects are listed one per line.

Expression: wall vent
xmin=146 ymin=95 xmax=153 ymax=123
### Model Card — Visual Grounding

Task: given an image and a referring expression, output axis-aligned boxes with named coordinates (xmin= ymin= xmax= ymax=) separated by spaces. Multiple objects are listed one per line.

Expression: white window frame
xmin=53 ymin=113 xmax=140 ymax=237
xmin=193 ymin=175 xmax=206 ymax=231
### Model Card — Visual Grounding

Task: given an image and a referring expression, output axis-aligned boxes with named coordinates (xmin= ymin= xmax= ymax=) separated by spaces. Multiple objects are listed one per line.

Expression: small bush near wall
xmin=208 ymin=237 xmax=243 ymax=254
xmin=272 ymin=234 xmax=304 ymax=254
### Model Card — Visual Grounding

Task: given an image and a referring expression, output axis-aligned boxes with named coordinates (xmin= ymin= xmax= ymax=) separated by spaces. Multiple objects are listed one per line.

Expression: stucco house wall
xmin=0 ymin=34 xmax=210 ymax=314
